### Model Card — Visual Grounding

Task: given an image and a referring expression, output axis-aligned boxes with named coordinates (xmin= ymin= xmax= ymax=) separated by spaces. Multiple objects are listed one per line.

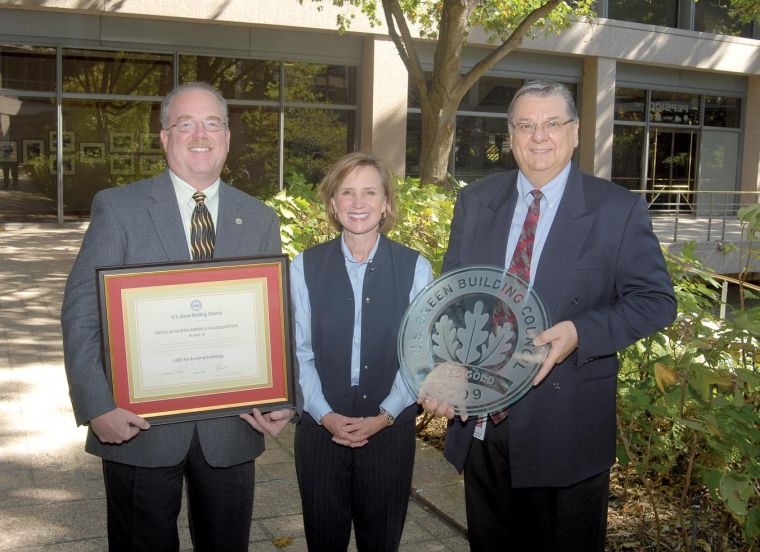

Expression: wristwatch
xmin=378 ymin=407 xmax=395 ymax=426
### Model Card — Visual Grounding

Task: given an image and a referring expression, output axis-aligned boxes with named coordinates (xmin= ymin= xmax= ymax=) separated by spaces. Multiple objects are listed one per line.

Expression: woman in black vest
xmin=290 ymin=152 xmax=433 ymax=551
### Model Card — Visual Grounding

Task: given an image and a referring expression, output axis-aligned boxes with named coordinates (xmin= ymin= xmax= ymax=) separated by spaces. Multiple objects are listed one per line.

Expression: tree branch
xmin=458 ymin=0 xmax=564 ymax=96
xmin=381 ymin=0 xmax=430 ymax=111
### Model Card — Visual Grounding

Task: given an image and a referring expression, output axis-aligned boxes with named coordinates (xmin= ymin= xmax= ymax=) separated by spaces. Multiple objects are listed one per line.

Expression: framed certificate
xmin=97 ymin=256 xmax=295 ymax=424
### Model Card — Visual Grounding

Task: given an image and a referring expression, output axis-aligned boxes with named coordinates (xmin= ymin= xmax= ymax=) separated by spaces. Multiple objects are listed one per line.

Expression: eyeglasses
xmin=166 ymin=117 xmax=227 ymax=133
xmin=510 ymin=119 xmax=575 ymax=135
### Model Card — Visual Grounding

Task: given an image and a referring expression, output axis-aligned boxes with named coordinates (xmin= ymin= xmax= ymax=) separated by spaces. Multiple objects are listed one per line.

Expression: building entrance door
xmin=646 ymin=128 xmax=698 ymax=213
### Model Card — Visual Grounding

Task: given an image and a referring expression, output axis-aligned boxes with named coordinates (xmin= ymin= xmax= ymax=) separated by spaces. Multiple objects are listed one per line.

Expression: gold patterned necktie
xmin=190 ymin=191 xmax=215 ymax=260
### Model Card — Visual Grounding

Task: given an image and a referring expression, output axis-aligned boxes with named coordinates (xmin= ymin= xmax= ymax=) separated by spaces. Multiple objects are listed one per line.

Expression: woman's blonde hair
xmin=319 ymin=152 xmax=399 ymax=234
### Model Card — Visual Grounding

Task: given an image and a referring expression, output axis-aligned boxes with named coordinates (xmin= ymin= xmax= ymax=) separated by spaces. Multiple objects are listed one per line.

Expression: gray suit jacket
xmin=442 ymin=165 xmax=676 ymax=487
xmin=61 ymin=170 xmax=282 ymax=468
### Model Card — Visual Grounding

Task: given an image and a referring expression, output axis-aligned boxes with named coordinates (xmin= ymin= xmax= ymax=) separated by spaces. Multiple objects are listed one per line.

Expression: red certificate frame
xmin=97 ymin=256 xmax=295 ymax=424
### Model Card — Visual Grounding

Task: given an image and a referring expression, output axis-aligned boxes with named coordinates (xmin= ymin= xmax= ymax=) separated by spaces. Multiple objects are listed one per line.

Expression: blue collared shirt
xmin=291 ymin=234 xmax=433 ymax=423
xmin=504 ymin=162 xmax=571 ymax=283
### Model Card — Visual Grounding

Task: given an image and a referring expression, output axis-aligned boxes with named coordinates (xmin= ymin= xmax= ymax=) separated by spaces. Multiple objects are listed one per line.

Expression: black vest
xmin=303 ymin=235 xmax=419 ymax=422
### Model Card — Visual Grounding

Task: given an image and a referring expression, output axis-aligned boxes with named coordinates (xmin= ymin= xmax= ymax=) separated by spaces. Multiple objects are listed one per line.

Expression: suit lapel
xmin=533 ymin=166 xmax=594 ymax=317
xmin=471 ymin=173 xmax=518 ymax=267
xmin=148 ymin=171 xmax=191 ymax=262
xmin=214 ymin=182 xmax=242 ymax=258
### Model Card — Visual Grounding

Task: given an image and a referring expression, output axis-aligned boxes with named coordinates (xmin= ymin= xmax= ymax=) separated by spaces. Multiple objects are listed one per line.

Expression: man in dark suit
xmin=421 ymin=80 xmax=676 ymax=551
xmin=61 ymin=82 xmax=293 ymax=552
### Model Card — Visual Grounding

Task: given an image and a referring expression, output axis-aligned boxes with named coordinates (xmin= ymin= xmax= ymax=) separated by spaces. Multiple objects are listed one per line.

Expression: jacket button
xmin=570 ymin=298 xmax=579 ymax=305
xmin=363 ymin=365 xmax=369 ymax=370
xmin=362 ymin=394 xmax=368 ymax=399
xmin=369 ymin=266 xmax=375 ymax=272
xmin=365 ymin=297 xmax=371 ymax=304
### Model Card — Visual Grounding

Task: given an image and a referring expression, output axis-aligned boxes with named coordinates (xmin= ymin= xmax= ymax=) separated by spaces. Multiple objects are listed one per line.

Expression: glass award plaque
xmin=398 ymin=266 xmax=551 ymax=417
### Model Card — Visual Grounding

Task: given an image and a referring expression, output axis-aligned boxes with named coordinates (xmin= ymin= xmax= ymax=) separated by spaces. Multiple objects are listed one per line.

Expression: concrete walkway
xmin=0 ymin=227 xmax=469 ymax=551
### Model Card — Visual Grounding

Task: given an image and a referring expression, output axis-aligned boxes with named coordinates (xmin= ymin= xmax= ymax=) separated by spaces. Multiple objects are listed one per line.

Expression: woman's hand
xmin=333 ymin=415 xmax=388 ymax=447
xmin=321 ymin=412 xmax=371 ymax=448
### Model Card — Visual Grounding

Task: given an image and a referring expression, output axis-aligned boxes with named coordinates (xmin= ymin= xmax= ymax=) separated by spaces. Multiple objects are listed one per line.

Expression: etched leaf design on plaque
xmin=432 ymin=315 xmax=458 ymax=363
xmin=455 ymin=300 xmax=489 ymax=365
xmin=477 ymin=323 xmax=515 ymax=367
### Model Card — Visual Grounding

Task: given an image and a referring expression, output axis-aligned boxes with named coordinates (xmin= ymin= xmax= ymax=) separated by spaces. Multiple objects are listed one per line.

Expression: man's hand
xmin=532 ymin=320 xmax=578 ymax=385
xmin=417 ymin=395 xmax=468 ymax=422
xmin=90 ymin=408 xmax=150 ymax=444
xmin=320 ymin=412 xmax=369 ymax=448
xmin=240 ymin=408 xmax=294 ymax=437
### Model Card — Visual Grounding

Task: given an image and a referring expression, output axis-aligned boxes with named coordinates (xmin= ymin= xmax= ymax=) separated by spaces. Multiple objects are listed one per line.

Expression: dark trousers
xmin=463 ymin=418 xmax=609 ymax=552
xmin=101 ymin=430 xmax=255 ymax=552
xmin=294 ymin=413 xmax=416 ymax=552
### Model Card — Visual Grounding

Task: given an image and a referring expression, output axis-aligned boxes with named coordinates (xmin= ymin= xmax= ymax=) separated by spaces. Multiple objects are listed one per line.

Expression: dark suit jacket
xmin=442 ymin=165 xmax=676 ymax=487
xmin=61 ymin=170 xmax=282 ymax=468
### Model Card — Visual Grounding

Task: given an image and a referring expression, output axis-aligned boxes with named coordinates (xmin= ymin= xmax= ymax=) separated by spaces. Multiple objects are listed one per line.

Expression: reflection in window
xmin=0 ymin=95 xmax=57 ymax=221
xmin=704 ymin=96 xmax=741 ymax=128
xmin=615 ymin=88 xmax=646 ymax=122
xmin=284 ymin=63 xmax=356 ymax=105
xmin=454 ymin=116 xmax=514 ymax=182
xmin=61 ymin=100 xmax=162 ymax=218
xmin=459 ymin=77 xmax=520 ymax=113
xmin=650 ymin=91 xmax=700 ymax=125
xmin=62 ymin=49 xmax=173 ymax=96
xmin=180 ymin=56 xmax=280 ymax=102
xmin=607 ymin=0 xmax=677 ymax=27
xmin=695 ymin=0 xmax=753 ymax=37
xmin=612 ymin=126 xmax=644 ymax=190
xmin=224 ymin=106 xmax=279 ymax=199
xmin=0 ymin=45 xmax=56 ymax=92
xmin=284 ymin=108 xmax=355 ymax=187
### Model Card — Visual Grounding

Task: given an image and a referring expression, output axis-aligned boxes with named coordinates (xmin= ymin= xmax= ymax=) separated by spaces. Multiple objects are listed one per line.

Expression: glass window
xmin=694 ymin=0 xmax=753 ymax=37
xmin=459 ymin=77 xmax=520 ymax=113
xmin=607 ymin=0 xmax=678 ymax=27
xmin=0 ymin=95 xmax=57 ymax=221
xmin=650 ymin=91 xmax=700 ymax=125
xmin=61 ymin=99 xmax=162 ymax=218
xmin=698 ymin=129 xmax=739 ymax=216
xmin=612 ymin=125 xmax=644 ymax=190
xmin=615 ymin=88 xmax=646 ymax=122
xmin=284 ymin=63 xmax=357 ymax=105
xmin=180 ymin=56 xmax=280 ymax=102
xmin=453 ymin=115 xmax=514 ymax=182
xmin=704 ymin=95 xmax=741 ymax=128
xmin=0 ymin=45 xmax=56 ymax=92
xmin=284 ymin=107 xmax=356 ymax=186
xmin=405 ymin=112 xmax=422 ymax=178
xmin=224 ymin=106 xmax=279 ymax=199
xmin=62 ymin=49 xmax=173 ymax=96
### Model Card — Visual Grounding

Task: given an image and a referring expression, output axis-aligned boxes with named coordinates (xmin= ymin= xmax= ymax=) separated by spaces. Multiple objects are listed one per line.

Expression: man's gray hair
xmin=507 ymin=80 xmax=578 ymax=123
xmin=160 ymin=82 xmax=228 ymax=129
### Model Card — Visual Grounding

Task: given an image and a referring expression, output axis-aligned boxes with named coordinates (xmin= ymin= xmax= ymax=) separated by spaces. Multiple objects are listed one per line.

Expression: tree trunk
xmin=419 ymin=99 xmax=458 ymax=186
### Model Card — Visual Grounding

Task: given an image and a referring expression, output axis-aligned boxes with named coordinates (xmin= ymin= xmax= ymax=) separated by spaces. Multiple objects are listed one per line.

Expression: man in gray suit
xmin=421 ymin=80 xmax=676 ymax=551
xmin=61 ymin=82 xmax=293 ymax=552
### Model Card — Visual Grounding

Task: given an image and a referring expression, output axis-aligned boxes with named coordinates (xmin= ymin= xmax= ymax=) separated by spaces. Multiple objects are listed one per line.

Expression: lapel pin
xmin=235 ymin=218 xmax=243 ymax=225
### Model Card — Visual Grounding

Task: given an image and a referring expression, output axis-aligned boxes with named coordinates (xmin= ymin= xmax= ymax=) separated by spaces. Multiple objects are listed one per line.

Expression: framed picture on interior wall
xmin=0 ymin=141 xmax=18 ymax=162
xmin=139 ymin=155 xmax=165 ymax=176
xmin=140 ymin=133 xmax=162 ymax=153
xmin=49 ymin=155 xmax=76 ymax=175
xmin=80 ymin=142 xmax=105 ymax=162
xmin=49 ymin=130 xmax=75 ymax=153
xmin=22 ymin=140 xmax=44 ymax=164
xmin=110 ymin=132 xmax=135 ymax=153
xmin=110 ymin=154 xmax=135 ymax=176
